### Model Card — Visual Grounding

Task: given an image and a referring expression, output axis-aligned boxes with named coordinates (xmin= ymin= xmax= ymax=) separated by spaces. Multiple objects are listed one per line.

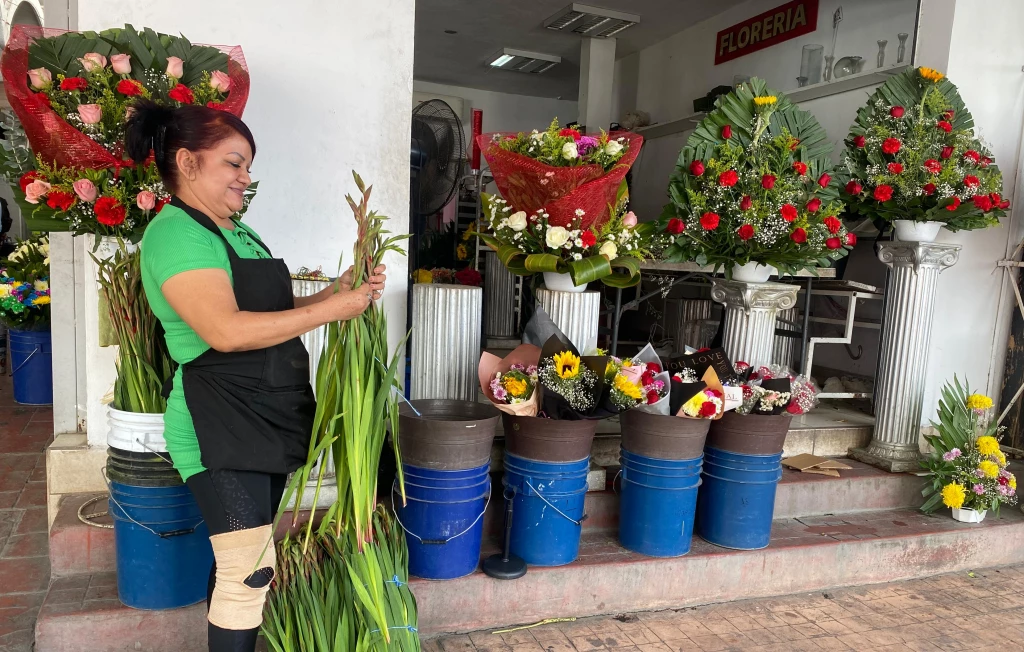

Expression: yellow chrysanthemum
xmin=979 ymin=460 xmax=1000 ymax=479
xmin=456 ymin=244 xmax=468 ymax=261
xmin=0 ymin=284 xmax=10 ymax=298
xmin=682 ymin=391 xmax=706 ymax=417
xmin=1010 ymin=475 xmax=1017 ymax=490
xmin=33 ymin=279 xmax=48 ymax=293
xmin=941 ymin=483 xmax=966 ymax=509
xmin=753 ymin=95 xmax=777 ymax=106
xmin=995 ymin=450 xmax=1007 ymax=466
xmin=613 ymin=374 xmax=643 ymax=400
xmin=553 ymin=351 xmax=580 ymax=379
xmin=32 ymin=296 xmax=50 ymax=305
xmin=976 ymin=436 xmax=1000 ymax=457
xmin=414 ymin=269 xmax=433 ymax=284
xmin=502 ymin=375 xmax=529 ymax=398
xmin=966 ymin=394 xmax=994 ymax=411
xmin=919 ymin=66 xmax=945 ymax=82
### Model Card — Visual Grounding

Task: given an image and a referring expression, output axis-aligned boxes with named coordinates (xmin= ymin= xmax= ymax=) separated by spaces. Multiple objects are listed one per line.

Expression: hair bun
xmin=124 ymin=100 xmax=176 ymax=163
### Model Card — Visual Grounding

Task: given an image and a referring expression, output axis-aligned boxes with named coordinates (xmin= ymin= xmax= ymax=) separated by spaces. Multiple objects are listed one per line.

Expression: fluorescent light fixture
xmin=490 ymin=54 xmax=515 ymax=67
xmin=487 ymin=48 xmax=561 ymax=74
xmin=543 ymin=3 xmax=639 ymax=38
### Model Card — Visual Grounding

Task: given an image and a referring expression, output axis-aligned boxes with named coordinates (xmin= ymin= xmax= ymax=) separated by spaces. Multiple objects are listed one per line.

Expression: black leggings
xmin=186 ymin=469 xmax=286 ymax=652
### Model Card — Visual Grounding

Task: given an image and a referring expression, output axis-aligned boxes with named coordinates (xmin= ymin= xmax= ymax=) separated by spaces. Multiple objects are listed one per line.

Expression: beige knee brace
xmin=207 ymin=524 xmax=276 ymax=630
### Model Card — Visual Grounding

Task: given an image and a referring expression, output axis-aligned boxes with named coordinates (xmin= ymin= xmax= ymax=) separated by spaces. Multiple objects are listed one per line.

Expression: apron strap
xmin=169 ymin=197 xmax=273 ymax=258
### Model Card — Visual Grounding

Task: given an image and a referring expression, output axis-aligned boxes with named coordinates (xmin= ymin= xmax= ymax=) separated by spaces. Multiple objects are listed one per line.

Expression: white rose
xmin=562 ymin=142 xmax=579 ymax=160
xmin=605 ymin=140 xmax=623 ymax=156
xmin=599 ymin=241 xmax=618 ymax=259
xmin=545 ymin=226 xmax=570 ymax=249
xmin=507 ymin=211 xmax=528 ymax=232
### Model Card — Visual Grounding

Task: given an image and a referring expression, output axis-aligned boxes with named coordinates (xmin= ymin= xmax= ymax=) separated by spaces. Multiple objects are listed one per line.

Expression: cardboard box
xmin=782 ymin=454 xmax=853 ymax=477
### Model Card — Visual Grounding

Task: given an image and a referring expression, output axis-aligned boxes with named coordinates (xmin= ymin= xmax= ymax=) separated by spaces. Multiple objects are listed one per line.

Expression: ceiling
xmin=415 ymin=0 xmax=746 ymax=99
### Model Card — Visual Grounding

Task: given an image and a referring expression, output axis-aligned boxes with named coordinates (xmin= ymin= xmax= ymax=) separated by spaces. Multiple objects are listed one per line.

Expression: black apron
xmin=173 ymin=198 xmax=315 ymax=474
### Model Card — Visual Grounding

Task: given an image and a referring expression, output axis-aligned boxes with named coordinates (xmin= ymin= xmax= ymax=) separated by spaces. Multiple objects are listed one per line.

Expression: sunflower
xmin=553 ymin=351 xmax=581 ymax=379
xmin=613 ymin=374 xmax=643 ymax=400
xmin=976 ymin=436 xmax=1000 ymax=457
xmin=966 ymin=394 xmax=994 ymax=411
xmin=941 ymin=482 xmax=966 ymax=509
xmin=918 ymin=66 xmax=945 ymax=82
xmin=979 ymin=460 xmax=1000 ymax=479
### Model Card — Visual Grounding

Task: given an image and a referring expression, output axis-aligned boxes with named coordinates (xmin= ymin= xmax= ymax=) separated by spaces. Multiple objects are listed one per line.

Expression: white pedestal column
xmin=411 ymin=284 xmax=482 ymax=401
xmin=850 ymin=242 xmax=960 ymax=472
xmin=536 ymin=288 xmax=601 ymax=355
xmin=710 ymin=279 xmax=799 ymax=369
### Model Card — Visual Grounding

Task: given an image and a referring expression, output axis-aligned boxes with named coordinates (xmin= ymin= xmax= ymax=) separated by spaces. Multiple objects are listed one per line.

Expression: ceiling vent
xmin=488 ymin=48 xmax=562 ymax=74
xmin=543 ymin=3 xmax=640 ymax=38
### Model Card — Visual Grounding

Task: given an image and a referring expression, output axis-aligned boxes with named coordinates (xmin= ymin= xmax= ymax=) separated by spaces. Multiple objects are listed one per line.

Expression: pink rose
xmin=110 ymin=54 xmax=132 ymax=75
xmin=136 ymin=190 xmax=156 ymax=211
xmin=79 ymin=52 xmax=107 ymax=72
xmin=27 ymin=67 xmax=51 ymax=90
xmin=77 ymin=104 xmax=102 ymax=124
xmin=72 ymin=179 xmax=98 ymax=203
xmin=165 ymin=56 xmax=184 ymax=79
xmin=24 ymin=180 xmax=51 ymax=204
xmin=210 ymin=70 xmax=231 ymax=93
xmin=622 ymin=211 xmax=637 ymax=228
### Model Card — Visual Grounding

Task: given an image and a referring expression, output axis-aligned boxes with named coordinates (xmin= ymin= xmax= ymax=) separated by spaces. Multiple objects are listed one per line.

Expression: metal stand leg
xmin=800 ymin=277 xmax=813 ymax=375
xmin=611 ymin=288 xmax=623 ymax=356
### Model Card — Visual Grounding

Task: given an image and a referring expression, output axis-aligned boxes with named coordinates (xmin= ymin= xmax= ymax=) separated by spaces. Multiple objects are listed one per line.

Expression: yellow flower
xmin=553 ymin=351 xmax=580 ymax=379
xmin=463 ymin=221 xmax=476 ymax=242
xmin=941 ymin=483 xmax=966 ymax=509
xmin=919 ymin=67 xmax=945 ymax=82
xmin=753 ymin=95 xmax=777 ymax=106
xmin=682 ymin=391 xmax=706 ymax=417
xmin=0 ymin=284 xmax=9 ymax=298
xmin=33 ymin=280 xmax=48 ymax=293
xmin=413 ymin=269 xmax=433 ymax=284
xmin=979 ymin=460 xmax=999 ymax=479
xmin=995 ymin=450 xmax=1007 ymax=466
xmin=502 ymin=375 xmax=529 ymax=398
xmin=976 ymin=436 xmax=1000 ymax=457
xmin=613 ymin=374 xmax=643 ymax=400
xmin=32 ymin=295 xmax=50 ymax=305
xmin=966 ymin=394 xmax=994 ymax=411
xmin=1011 ymin=475 xmax=1017 ymax=490
xmin=456 ymin=244 xmax=468 ymax=261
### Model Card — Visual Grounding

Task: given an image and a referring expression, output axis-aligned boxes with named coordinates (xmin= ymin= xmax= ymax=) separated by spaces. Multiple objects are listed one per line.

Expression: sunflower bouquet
xmin=537 ymin=334 xmax=609 ymax=419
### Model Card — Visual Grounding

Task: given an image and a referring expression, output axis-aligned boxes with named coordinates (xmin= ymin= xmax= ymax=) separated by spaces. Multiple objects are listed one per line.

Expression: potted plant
xmin=0 ymin=235 xmax=51 ymax=405
xmin=841 ymin=67 xmax=1008 ymax=241
xmin=660 ymin=78 xmax=854 ymax=281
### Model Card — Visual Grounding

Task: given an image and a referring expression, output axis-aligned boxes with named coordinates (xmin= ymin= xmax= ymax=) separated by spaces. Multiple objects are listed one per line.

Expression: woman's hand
xmin=321 ymin=264 xmax=387 ymax=321
xmin=335 ymin=264 xmax=386 ymax=301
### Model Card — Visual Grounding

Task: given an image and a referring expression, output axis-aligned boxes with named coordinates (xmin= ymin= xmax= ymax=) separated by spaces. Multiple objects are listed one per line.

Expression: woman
xmin=129 ymin=101 xmax=385 ymax=652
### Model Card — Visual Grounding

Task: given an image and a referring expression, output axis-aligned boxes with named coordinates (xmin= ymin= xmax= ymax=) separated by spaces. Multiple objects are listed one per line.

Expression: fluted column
xmin=484 ymin=252 xmax=517 ymax=338
xmin=710 ymin=280 xmax=799 ymax=369
xmin=850 ymin=242 xmax=960 ymax=472
xmin=536 ymin=288 xmax=601 ymax=355
xmin=411 ymin=283 xmax=483 ymax=401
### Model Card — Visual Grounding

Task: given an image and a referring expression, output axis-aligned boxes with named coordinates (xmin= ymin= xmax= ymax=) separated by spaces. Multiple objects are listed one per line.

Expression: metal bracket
xmin=803 ymin=291 xmax=876 ymax=400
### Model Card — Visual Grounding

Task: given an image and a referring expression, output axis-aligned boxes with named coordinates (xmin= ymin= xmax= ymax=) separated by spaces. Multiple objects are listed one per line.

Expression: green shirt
xmin=141 ymin=203 xmax=271 ymax=481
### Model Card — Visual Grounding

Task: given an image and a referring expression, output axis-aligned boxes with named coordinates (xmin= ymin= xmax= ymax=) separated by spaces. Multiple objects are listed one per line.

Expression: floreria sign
xmin=715 ymin=0 xmax=819 ymax=65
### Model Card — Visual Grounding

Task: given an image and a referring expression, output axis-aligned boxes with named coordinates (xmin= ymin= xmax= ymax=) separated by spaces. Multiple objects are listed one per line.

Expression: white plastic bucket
xmin=107 ymin=406 xmax=168 ymax=453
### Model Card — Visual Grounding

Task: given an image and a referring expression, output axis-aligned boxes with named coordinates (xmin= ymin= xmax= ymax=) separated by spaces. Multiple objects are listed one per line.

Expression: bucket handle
xmin=101 ymin=467 xmax=204 ymax=539
xmin=391 ymin=480 xmax=491 ymax=545
xmin=10 ymin=345 xmax=41 ymax=375
xmin=136 ymin=438 xmax=174 ymax=466
xmin=523 ymin=479 xmax=589 ymax=528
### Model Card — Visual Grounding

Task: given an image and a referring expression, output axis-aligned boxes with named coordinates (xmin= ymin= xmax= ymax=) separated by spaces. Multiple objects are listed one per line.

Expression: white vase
xmin=107 ymin=406 xmax=168 ymax=454
xmin=730 ymin=262 xmax=776 ymax=283
xmin=543 ymin=271 xmax=588 ymax=293
xmin=893 ymin=220 xmax=943 ymax=242
xmin=951 ymin=507 xmax=987 ymax=523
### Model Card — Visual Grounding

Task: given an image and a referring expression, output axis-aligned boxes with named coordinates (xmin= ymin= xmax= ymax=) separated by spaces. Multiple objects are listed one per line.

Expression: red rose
xmin=824 ymin=216 xmax=842 ymax=234
xmin=964 ymin=175 xmax=980 ymax=187
xmin=941 ymin=146 xmax=954 ymax=159
xmin=647 ymin=363 xmax=662 ymax=373
xmin=826 ymin=237 xmax=842 ymax=250
xmin=666 ymin=218 xmax=685 ymax=235
xmin=963 ymin=150 xmax=981 ymax=164
xmin=853 ymin=135 xmax=866 ymax=148
xmin=780 ymin=204 xmax=798 ymax=222
xmin=790 ymin=228 xmax=807 ymax=244
xmin=168 ymin=84 xmax=194 ymax=104
xmin=887 ymin=162 xmax=904 ymax=175
xmin=1000 ymin=200 xmax=1011 ymax=209
xmin=718 ymin=170 xmax=739 ymax=187
xmin=846 ymin=233 xmax=857 ymax=246
xmin=689 ymin=160 xmax=705 ymax=176
xmin=806 ymin=198 xmax=822 ymax=212
xmin=646 ymin=390 xmax=660 ymax=405
xmin=18 ymin=171 xmax=41 ymax=192
xmin=873 ymin=185 xmax=894 ymax=202
xmin=581 ymin=231 xmax=597 ymax=248
xmin=845 ymin=180 xmax=862 ymax=196
xmin=990 ymin=193 xmax=1002 ymax=205
xmin=981 ymin=156 xmax=992 ymax=168
xmin=818 ymin=173 xmax=832 ymax=188
xmin=737 ymin=224 xmax=754 ymax=240
xmin=46 ymin=190 xmax=75 ymax=212
xmin=156 ymin=197 xmax=171 ymax=213
xmin=206 ymin=102 xmax=226 ymax=111
xmin=924 ymin=159 xmax=942 ymax=174
xmin=882 ymin=138 xmax=902 ymax=155
xmin=890 ymin=106 xmax=905 ymax=118
xmin=761 ymin=174 xmax=776 ymax=189
xmin=699 ymin=401 xmax=718 ymax=417
xmin=641 ymin=371 xmax=656 ymax=386
xmin=59 ymin=76 xmax=88 ymax=92
xmin=697 ymin=348 xmax=710 ymax=353
xmin=972 ymin=194 xmax=994 ymax=211
xmin=792 ymin=161 xmax=808 ymax=175
xmin=700 ymin=212 xmax=720 ymax=230
xmin=937 ymin=120 xmax=953 ymax=133
xmin=946 ymin=197 xmax=962 ymax=211
xmin=454 ymin=267 xmax=483 ymax=286
xmin=116 ymin=79 xmax=144 ymax=96
xmin=94 ymin=196 xmax=127 ymax=226
xmin=786 ymin=403 xmax=803 ymax=415
xmin=721 ymin=124 xmax=732 ymax=139
xmin=923 ymin=183 xmax=937 ymax=195
xmin=559 ymin=128 xmax=582 ymax=140
xmin=739 ymin=195 xmax=753 ymax=211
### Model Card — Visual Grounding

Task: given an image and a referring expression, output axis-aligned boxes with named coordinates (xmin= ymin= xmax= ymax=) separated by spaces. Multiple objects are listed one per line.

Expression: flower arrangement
xmin=412 ymin=266 xmax=482 ymax=286
xmin=540 ymin=349 xmax=598 ymax=413
xmin=736 ymin=385 xmax=792 ymax=415
xmin=681 ymin=387 xmax=724 ymax=419
xmin=606 ymin=357 xmax=666 ymax=411
xmin=660 ymin=78 xmax=853 ymax=276
xmin=737 ymin=364 xmax=819 ymax=415
xmin=496 ymin=119 xmax=630 ymax=172
xmin=0 ymin=235 xmax=49 ymax=331
xmin=490 ymin=363 xmax=539 ymax=405
xmin=479 ymin=344 xmax=544 ymax=417
xmin=842 ymin=67 xmax=1007 ymax=232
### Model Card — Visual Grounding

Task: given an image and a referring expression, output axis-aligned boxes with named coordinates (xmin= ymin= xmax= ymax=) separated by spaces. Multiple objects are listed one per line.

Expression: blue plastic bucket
xmin=108 ymin=480 xmax=213 ymax=610
xmin=695 ymin=448 xmax=783 ymax=550
xmin=9 ymin=329 xmax=52 ymax=406
xmin=618 ymin=449 xmax=702 ymax=557
xmin=396 ymin=462 xmax=490 ymax=580
xmin=503 ymin=452 xmax=589 ymax=567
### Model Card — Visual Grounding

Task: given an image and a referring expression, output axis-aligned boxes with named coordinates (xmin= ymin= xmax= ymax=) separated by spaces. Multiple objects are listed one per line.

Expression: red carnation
xmin=689 ymin=160 xmax=705 ymax=176
xmin=846 ymin=233 xmax=857 ymax=246
xmin=737 ymin=224 xmax=754 ymax=241
xmin=581 ymin=231 xmax=597 ymax=248
xmin=941 ymin=146 xmax=954 ymax=159
xmin=718 ymin=170 xmax=739 ymax=187
xmin=454 ymin=267 xmax=483 ymax=287
xmin=206 ymin=101 xmax=226 ymax=111
xmin=937 ymin=120 xmax=953 ymax=133
xmin=973 ymin=194 xmax=994 ymax=211
xmin=168 ymin=84 xmax=194 ymax=104
xmin=761 ymin=174 xmax=776 ymax=189
xmin=845 ymin=180 xmax=862 ymax=196
xmin=700 ymin=212 xmax=720 ymax=230
xmin=740 ymin=195 xmax=753 ymax=211
xmin=946 ymin=197 xmax=962 ymax=211
xmin=646 ymin=390 xmax=660 ymax=405
xmin=790 ymin=228 xmax=807 ymax=244
xmin=818 ymin=173 xmax=832 ymax=188
xmin=873 ymin=185 xmax=894 ymax=202
xmin=888 ymin=162 xmax=904 ymax=175
xmin=981 ymin=156 xmax=992 ymax=168
xmin=792 ymin=161 xmax=808 ymax=175
xmin=46 ymin=190 xmax=75 ymax=212
xmin=890 ymin=106 xmax=905 ymax=118
xmin=94 ymin=196 xmax=127 ymax=226
xmin=806 ymin=198 xmax=822 ymax=212
xmin=559 ymin=128 xmax=582 ymax=140
xmin=924 ymin=159 xmax=942 ymax=174
xmin=780 ymin=204 xmax=798 ymax=222
xmin=60 ymin=77 xmax=88 ymax=92
xmin=963 ymin=150 xmax=981 ymax=164
xmin=155 ymin=197 xmax=171 ymax=213
xmin=721 ymin=124 xmax=732 ymax=139
xmin=943 ymin=109 xmax=955 ymax=120
xmin=824 ymin=216 xmax=842 ymax=234
xmin=923 ymin=183 xmax=937 ymax=195
xmin=116 ymin=79 xmax=144 ymax=96
xmin=666 ymin=218 xmax=685 ymax=235
xmin=964 ymin=175 xmax=980 ymax=187
xmin=853 ymin=135 xmax=866 ymax=148
xmin=699 ymin=401 xmax=718 ymax=417
xmin=647 ymin=363 xmax=662 ymax=373
xmin=826 ymin=237 xmax=842 ymax=250
xmin=882 ymin=138 xmax=902 ymax=155
xmin=18 ymin=171 xmax=42 ymax=192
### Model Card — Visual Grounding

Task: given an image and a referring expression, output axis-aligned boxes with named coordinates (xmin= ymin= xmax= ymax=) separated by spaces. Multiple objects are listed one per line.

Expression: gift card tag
xmin=723 ymin=385 xmax=744 ymax=412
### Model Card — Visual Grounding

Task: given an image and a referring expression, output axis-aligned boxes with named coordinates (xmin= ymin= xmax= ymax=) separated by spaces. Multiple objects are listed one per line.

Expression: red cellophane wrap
xmin=477 ymin=131 xmax=643 ymax=229
xmin=1 ymin=25 xmax=251 ymax=170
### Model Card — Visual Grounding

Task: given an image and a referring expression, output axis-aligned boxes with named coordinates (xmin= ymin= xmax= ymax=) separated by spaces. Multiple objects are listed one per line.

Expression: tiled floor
xmin=427 ymin=564 xmax=1024 ymax=651
xmin=0 ymin=376 xmax=54 ymax=652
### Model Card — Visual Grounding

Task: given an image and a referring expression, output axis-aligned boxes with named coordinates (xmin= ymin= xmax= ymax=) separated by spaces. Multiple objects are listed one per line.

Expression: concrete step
xmin=35 ymin=507 xmax=1024 ymax=649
